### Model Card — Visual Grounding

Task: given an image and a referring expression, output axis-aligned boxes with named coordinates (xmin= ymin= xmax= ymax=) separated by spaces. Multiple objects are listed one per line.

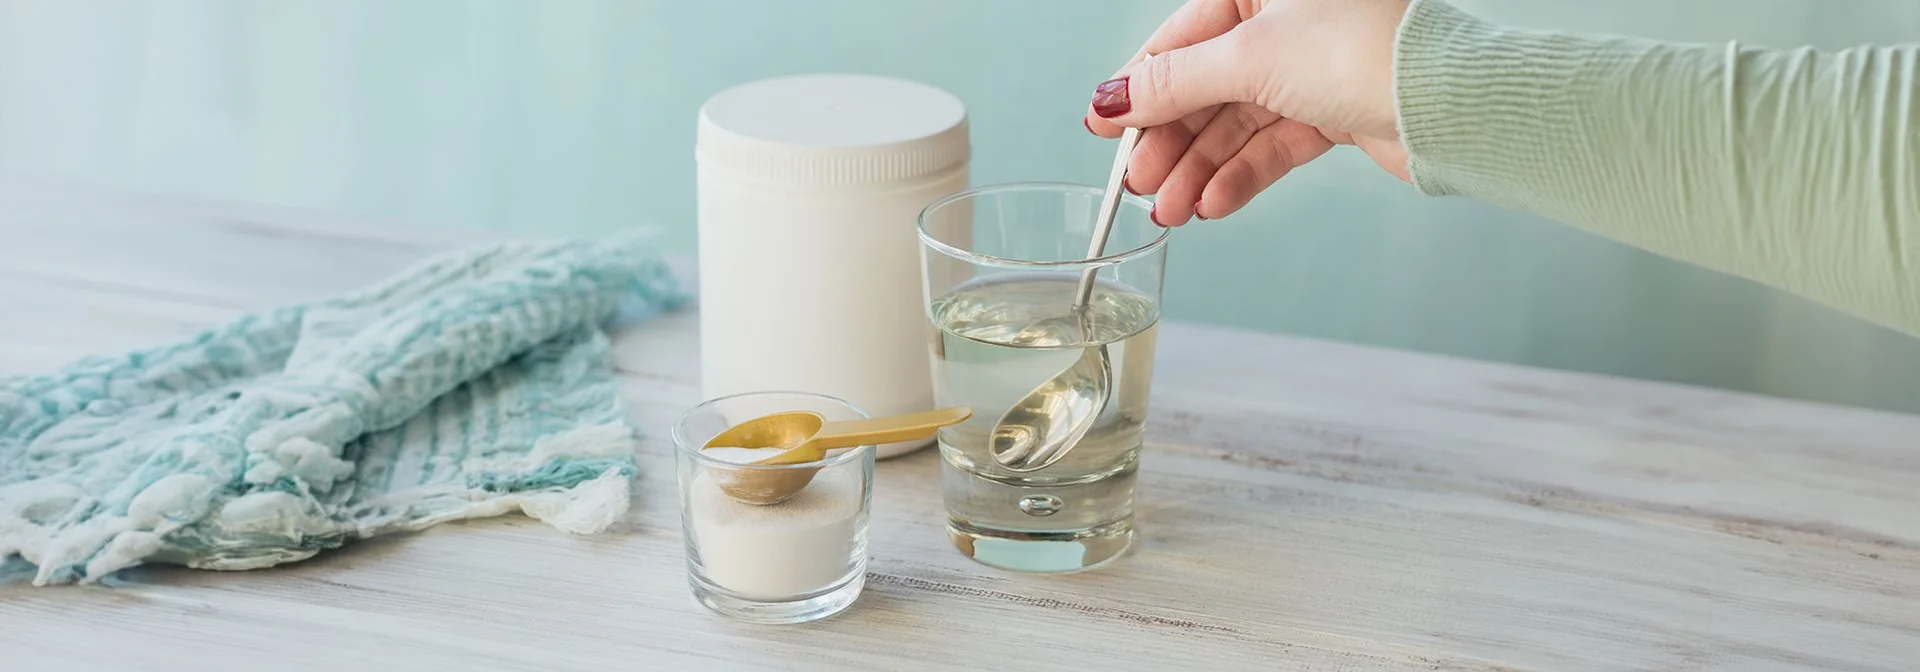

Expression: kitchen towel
xmin=0 ymin=237 xmax=685 ymax=585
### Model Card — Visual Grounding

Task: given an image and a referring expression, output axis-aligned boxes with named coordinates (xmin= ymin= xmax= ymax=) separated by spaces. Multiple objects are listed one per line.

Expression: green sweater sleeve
xmin=1394 ymin=0 xmax=1920 ymax=336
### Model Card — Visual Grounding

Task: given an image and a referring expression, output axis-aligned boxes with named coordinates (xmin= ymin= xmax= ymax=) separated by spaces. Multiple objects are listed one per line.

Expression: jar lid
xmin=697 ymin=74 xmax=969 ymax=187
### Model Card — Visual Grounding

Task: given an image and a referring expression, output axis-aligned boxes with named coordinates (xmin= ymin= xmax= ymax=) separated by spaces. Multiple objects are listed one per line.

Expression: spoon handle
xmin=1073 ymin=116 xmax=1147 ymax=310
xmin=812 ymin=407 xmax=973 ymax=449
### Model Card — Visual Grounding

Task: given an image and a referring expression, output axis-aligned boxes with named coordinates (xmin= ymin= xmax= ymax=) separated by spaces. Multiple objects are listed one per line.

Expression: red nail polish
xmin=1092 ymin=77 xmax=1131 ymax=118
xmin=1149 ymin=203 xmax=1164 ymax=227
xmin=1124 ymin=180 xmax=1141 ymax=196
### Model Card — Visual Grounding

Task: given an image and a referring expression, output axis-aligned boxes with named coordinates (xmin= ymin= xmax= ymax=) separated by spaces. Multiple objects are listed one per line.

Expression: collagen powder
xmin=688 ymin=460 xmax=864 ymax=599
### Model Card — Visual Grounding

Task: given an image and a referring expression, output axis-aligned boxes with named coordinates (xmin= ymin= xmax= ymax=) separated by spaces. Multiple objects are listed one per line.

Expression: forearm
xmin=1394 ymin=0 xmax=1920 ymax=335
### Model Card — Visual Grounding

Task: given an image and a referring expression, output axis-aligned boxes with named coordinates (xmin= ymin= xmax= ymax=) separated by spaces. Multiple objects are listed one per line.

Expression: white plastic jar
xmin=695 ymin=74 xmax=969 ymax=459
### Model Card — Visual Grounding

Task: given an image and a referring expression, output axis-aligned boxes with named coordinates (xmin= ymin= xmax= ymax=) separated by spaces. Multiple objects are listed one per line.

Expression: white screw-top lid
xmin=697 ymin=74 xmax=969 ymax=187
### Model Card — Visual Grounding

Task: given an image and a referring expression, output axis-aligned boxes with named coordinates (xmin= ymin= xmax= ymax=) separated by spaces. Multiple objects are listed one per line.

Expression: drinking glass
xmin=672 ymin=391 xmax=875 ymax=624
xmin=916 ymin=182 xmax=1168 ymax=572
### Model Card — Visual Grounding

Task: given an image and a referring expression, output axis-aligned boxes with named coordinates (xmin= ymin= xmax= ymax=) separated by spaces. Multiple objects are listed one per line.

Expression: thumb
xmin=1091 ymin=35 xmax=1253 ymax=128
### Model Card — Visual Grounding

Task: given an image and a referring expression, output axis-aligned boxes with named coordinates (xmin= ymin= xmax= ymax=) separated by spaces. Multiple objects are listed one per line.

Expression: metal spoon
xmin=702 ymin=406 xmax=972 ymax=504
xmin=989 ymin=123 xmax=1144 ymax=472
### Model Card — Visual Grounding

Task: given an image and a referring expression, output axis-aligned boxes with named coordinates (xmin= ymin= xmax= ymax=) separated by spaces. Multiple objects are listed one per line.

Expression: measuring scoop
xmin=702 ymin=406 xmax=972 ymax=504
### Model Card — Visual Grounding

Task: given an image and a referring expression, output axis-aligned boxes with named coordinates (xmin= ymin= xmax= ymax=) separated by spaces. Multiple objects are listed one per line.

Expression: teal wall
xmin=3 ymin=0 xmax=1918 ymax=413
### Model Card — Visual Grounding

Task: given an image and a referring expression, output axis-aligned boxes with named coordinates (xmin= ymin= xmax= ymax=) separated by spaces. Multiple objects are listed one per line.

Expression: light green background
xmin=2 ymin=0 xmax=1917 ymax=413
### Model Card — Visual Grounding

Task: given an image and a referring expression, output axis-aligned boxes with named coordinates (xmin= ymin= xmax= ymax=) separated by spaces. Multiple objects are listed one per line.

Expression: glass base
xmin=947 ymin=518 xmax=1135 ymax=574
xmin=690 ymin=572 xmax=864 ymax=624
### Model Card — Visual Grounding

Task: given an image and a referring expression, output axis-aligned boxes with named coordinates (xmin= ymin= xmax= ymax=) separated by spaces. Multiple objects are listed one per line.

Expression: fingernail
xmin=1149 ymin=203 xmax=1164 ymax=227
xmin=1124 ymin=180 xmax=1141 ymax=196
xmin=1092 ymin=77 xmax=1131 ymax=118
xmin=1083 ymin=117 xmax=1095 ymax=135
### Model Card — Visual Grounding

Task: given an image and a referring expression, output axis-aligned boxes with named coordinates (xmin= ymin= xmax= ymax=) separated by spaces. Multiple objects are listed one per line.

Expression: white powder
xmin=688 ymin=464 xmax=864 ymax=599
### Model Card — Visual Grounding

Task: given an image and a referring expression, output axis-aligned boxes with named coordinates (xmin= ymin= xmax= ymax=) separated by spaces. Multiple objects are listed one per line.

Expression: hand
xmin=1083 ymin=0 xmax=1413 ymax=226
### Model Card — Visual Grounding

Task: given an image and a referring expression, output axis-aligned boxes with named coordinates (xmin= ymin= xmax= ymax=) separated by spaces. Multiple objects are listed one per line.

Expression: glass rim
xmin=671 ymin=390 xmax=876 ymax=471
xmin=916 ymin=181 xmax=1171 ymax=270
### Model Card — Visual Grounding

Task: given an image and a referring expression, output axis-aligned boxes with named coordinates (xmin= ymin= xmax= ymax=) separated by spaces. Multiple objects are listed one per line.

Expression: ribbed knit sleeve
xmin=1394 ymin=0 xmax=1920 ymax=336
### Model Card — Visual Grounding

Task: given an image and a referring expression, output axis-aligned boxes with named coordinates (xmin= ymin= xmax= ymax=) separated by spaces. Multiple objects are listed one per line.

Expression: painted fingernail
xmin=1092 ymin=77 xmax=1131 ymax=118
xmin=1083 ymin=117 xmax=1096 ymax=135
xmin=1149 ymin=203 xmax=1164 ymax=227
xmin=1124 ymin=180 xmax=1141 ymax=196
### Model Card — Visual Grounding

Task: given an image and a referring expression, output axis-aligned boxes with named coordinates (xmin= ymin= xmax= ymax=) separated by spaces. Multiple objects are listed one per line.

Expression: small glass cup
xmin=917 ymin=182 xmax=1168 ymax=573
xmin=672 ymin=391 xmax=875 ymax=624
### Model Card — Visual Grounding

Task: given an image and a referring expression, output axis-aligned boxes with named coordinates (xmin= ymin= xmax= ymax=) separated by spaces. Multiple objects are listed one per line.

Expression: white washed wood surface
xmin=0 ymin=174 xmax=1916 ymax=671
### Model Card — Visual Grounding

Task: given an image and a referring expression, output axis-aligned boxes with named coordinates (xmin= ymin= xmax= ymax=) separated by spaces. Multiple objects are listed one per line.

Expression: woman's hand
xmin=1084 ymin=0 xmax=1412 ymax=226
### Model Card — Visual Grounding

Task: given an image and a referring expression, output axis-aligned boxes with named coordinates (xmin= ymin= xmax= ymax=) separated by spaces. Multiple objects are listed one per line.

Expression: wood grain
xmin=1 ymin=174 xmax=1916 ymax=671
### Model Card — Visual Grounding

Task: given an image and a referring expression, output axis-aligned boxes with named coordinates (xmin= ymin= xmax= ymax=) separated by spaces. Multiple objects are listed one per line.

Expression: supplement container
xmin=696 ymin=74 xmax=969 ymax=460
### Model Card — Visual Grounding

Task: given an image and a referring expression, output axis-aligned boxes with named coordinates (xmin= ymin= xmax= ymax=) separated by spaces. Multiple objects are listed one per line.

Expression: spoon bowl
xmin=990 ymin=333 xmax=1113 ymax=472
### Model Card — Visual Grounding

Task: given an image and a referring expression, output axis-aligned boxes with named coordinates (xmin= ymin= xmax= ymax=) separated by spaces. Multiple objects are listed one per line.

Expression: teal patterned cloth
xmin=0 ymin=238 xmax=684 ymax=585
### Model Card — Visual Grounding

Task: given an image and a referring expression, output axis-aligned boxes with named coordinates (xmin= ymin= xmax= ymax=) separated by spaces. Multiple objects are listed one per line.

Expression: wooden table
xmin=2 ymin=175 xmax=1917 ymax=671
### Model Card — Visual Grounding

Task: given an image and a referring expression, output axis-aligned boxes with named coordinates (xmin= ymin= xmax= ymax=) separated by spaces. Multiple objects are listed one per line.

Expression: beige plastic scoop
xmin=702 ymin=406 xmax=971 ymax=504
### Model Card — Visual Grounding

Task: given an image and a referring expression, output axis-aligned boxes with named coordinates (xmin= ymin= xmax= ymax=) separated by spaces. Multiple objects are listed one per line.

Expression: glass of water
xmin=916 ymin=182 xmax=1167 ymax=573
xmin=672 ymin=391 xmax=875 ymax=624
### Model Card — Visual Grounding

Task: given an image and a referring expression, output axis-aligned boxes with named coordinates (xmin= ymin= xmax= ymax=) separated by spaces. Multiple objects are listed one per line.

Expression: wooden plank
xmin=1 ymin=176 xmax=1917 ymax=671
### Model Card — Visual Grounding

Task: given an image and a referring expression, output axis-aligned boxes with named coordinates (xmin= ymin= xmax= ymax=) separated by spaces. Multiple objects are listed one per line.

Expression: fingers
xmin=1087 ymin=33 xmax=1254 ymax=132
xmin=1196 ymin=119 xmax=1335 ymax=220
xmin=1086 ymin=0 xmax=1247 ymax=138
xmin=1153 ymin=103 xmax=1283 ymax=226
xmin=1126 ymin=106 xmax=1220 ymax=195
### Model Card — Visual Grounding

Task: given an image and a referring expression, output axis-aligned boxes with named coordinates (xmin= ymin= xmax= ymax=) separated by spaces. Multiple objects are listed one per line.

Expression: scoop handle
xmin=812 ymin=407 xmax=973 ymax=449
